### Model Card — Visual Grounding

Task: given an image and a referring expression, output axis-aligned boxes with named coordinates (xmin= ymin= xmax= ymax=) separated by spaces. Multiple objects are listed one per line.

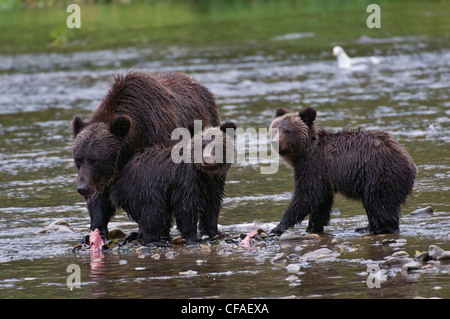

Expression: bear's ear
xmin=111 ymin=115 xmax=131 ymax=138
xmin=275 ymin=107 xmax=288 ymax=118
xmin=220 ymin=121 xmax=237 ymax=133
xmin=72 ymin=116 xmax=85 ymax=138
xmin=299 ymin=107 xmax=316 ymax=126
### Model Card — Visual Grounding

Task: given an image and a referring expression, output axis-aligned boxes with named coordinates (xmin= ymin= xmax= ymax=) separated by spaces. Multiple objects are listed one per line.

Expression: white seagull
xmin=332 ymin=46 xmax=382 ymax=70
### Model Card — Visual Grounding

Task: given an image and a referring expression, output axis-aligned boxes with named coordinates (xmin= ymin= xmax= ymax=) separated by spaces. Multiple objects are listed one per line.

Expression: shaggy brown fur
xmin=110 ymin=122 xmax=236 ymax=245
xmin=72 ymin=71 xmax=220 ymax=243
xmin=269 ymin=107 xmax=416 ymax=235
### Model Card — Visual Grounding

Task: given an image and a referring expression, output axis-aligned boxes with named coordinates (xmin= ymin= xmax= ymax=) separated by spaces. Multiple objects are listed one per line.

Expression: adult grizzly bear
xmin=269 ymin=107 xmax=416 ymax=235
xmin=110 ymin=121 xmax=237 ymax=245
xmin=72 ymin=71 xmax=220 ymax=243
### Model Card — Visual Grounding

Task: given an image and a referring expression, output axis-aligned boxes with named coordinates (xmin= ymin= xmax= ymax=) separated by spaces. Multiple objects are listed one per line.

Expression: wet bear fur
xmin=110 ymin=122 xmax=237 ymax=245
xmin=269 ymin=107 xmax=416 ymax=235
xmin=72 ymin=71 xmax=220 ymax=243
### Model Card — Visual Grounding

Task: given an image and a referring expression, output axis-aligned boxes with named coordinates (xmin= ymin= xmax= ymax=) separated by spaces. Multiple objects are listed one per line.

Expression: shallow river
xmin=0 ymin=4 xmax=449 ymax=299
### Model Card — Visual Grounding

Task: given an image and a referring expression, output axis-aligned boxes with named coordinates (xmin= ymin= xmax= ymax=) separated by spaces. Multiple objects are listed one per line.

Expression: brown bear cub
xmin=110 ymin=122 xmax=237 ymax=245
xmin=72 ymin=71 xmax=220 ymax=243
xmin=269 ymin=107 xmax=416 ymax=235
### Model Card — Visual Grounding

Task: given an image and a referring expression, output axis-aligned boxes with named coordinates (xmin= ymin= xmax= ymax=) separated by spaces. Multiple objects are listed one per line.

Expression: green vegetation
xmin=0 ymin=0 xmax=448 ymax=54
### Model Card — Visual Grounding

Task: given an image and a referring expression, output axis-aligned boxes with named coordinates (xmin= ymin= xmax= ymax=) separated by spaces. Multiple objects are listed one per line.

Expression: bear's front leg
xmin=271 ymin=198 xmax=307 ymax=235
xmin=81 ymin=192 xmax=115 ymax=244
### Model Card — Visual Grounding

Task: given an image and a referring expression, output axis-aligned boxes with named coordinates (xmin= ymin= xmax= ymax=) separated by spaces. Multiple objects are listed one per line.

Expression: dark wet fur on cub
xmin=110 ymin=122 xmax=236 ymax=245
xmin=270 ymin=107 xmax=416 ymax=235
xmin=72 ymin=71 xmax=220 ymax=243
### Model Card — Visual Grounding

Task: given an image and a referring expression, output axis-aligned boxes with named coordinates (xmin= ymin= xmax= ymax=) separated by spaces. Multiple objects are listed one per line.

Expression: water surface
xmin=0 ymin=1 xmax=449 ymax=299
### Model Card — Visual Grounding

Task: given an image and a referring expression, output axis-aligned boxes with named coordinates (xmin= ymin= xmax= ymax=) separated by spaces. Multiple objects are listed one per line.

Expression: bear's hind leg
xmin=139 ymin=207 xmax=169 ymax=246
xmin=359 ymin=198 xmax=401 ymax=234
xmin=174 ymin=208 xmax=199 ymax=244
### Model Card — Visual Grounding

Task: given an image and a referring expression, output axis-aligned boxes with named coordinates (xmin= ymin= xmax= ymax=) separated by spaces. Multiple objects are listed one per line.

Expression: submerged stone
xmin=409 ymin=206 xmax=433 ymax=216
xmin=428 ymin=245 xmax=444 ymax=260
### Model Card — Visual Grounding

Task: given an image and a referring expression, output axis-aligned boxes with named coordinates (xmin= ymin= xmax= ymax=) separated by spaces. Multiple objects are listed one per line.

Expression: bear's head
xmin=269 ymin=107 xmax=317 ymax=167
xmin=192 ymin=121 xmax=237 ymax=175
xmin=72 ymin=115 xmax=131 ymax=203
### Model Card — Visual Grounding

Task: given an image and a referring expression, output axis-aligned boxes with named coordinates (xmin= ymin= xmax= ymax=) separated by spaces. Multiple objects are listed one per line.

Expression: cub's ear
xmin=275 ymin=107 xmax=288 ymax=118
xmin=299 ymin=107 xmax=316 ymax=126
xmin=220 ymin=121 xmax=237 ymax=133
xmin=111 ymin=115 xmax=131 ymax=138
xmin=72 ymin=116 xmax=85 ymax=138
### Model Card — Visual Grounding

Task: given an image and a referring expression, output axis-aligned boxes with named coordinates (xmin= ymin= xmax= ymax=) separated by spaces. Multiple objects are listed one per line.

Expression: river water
xmin=0 ymin=3 xmax=449 ymax=299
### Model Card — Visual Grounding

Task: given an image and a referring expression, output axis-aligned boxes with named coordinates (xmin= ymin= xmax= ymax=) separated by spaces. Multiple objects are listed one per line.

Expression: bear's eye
xmin=89 ymin=158 xmax=99 ymax=166
xmin=284 ymin=129 xmax=292 ymax=134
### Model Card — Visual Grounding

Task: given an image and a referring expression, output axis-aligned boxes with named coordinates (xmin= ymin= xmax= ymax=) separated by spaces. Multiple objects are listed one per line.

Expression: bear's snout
xmin=77 ymin=185 xmax=90 ymax=196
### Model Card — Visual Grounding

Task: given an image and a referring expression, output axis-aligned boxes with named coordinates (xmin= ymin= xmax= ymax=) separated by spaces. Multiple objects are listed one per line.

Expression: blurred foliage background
xmin=0 ymin=0 xmax=448 ymax=54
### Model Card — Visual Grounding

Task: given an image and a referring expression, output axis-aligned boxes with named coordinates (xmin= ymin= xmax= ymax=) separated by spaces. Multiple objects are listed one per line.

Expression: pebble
xmin=119 ymin=259 xmax=127 ymax=265
xmin=179 ymin=270 xmax=197 ymax=276
xmin=285 ymin=275 xmax=299 ymax=281
xmin=270 ymin=253 xmax=286 ymax=264
xmin=437 ymin=251 xmax=450 ymax=261
xmin=331 ymin=208 xmax=340 ymax=216
xmin=392 ymin=251 xmax=409 ymax=258
xmin=409 ymin=206 xmax=433 ymax=216
xmin=428 ymin=245 xmax=445 ymax=260
xmin=108 ymin=229 xmax=126 ymax=240
xmin=172 ymin=237 xmax=187 ymax=245
xmin=280 ymin=233 xmax=304 ymax=241
xmin=285 ymin=264 xmax=301 ymax=272
xmin=165 ymin=251 xmax=179 ymax=259
xmin=36 ymin=219 xmax=73 ymax=234
xmin=303 ymin=233 xmax=321 ymax=242
xmin=254 ymin=254 xmax=266 ymax=263
xmin=402 ymin=261 xmax=422 ymax=272
xmin=302 ymin=248 xmax=334 ymax=260
xmin=381 ymin=256 xmax=411 ymax=268
xmin=414 ymin=251 xmax=429 ymax=262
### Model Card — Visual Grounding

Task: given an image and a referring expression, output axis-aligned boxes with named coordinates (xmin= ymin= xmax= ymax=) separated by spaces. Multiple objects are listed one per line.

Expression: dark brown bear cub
xmin=110 ymin=122 xmax=236 ymax=245
xmin=72 ymin=71 xmax=220 ymax=243
xmin=269 ymin=107 xmax=416 ymax=235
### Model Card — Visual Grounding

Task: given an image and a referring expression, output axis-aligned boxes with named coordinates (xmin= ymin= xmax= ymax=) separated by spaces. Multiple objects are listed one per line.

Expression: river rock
xmin=36 ymin=219 xmax=73 ymax=234
xmin=381 ymin=256 xmax=411 ymax=268
xmin=108 ymin=229 xmax=126 ymax=240
xmin=428 ymin=245 xmax=445 ymax=260
xmin=437 ymin=251 xmax=450 ymax=261
xmin=331 ymin=208 xmax=340 ymax=216
xmin=270 ymin=253 xmax=286 ymax=264
xmin=414 ymin=251 xmax=429 ymax=262
xmin=179 ymin=270 xmax=197 ymax=276
xmin=172 ymin=237 xmax=187 ymax=245
xmin=303 ymin=233 xmax=321 ymax=242
xmin=286 ymin=264 xmax=301 ymax=272
xmin=301 ymin=248 xmax=336 ymax=260
xmin=402 ymin=261 xmax=422 ymax=272
xmin=280 ymin=232 xmax=305 ymax=241
xmin=409 ymin=206 xmax=433 ymax=216
xmin=392 ymin=251 xmax=409 ymax=258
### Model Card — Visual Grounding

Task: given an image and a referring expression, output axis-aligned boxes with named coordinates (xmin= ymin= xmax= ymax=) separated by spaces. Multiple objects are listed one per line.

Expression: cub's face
xmin=193 ymin=121 xmax=237 ymax=175
xmin=72 ymin=116 xmax=130 ymax=203
xmin=269 ymin=107 xmax=317 ymax=165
